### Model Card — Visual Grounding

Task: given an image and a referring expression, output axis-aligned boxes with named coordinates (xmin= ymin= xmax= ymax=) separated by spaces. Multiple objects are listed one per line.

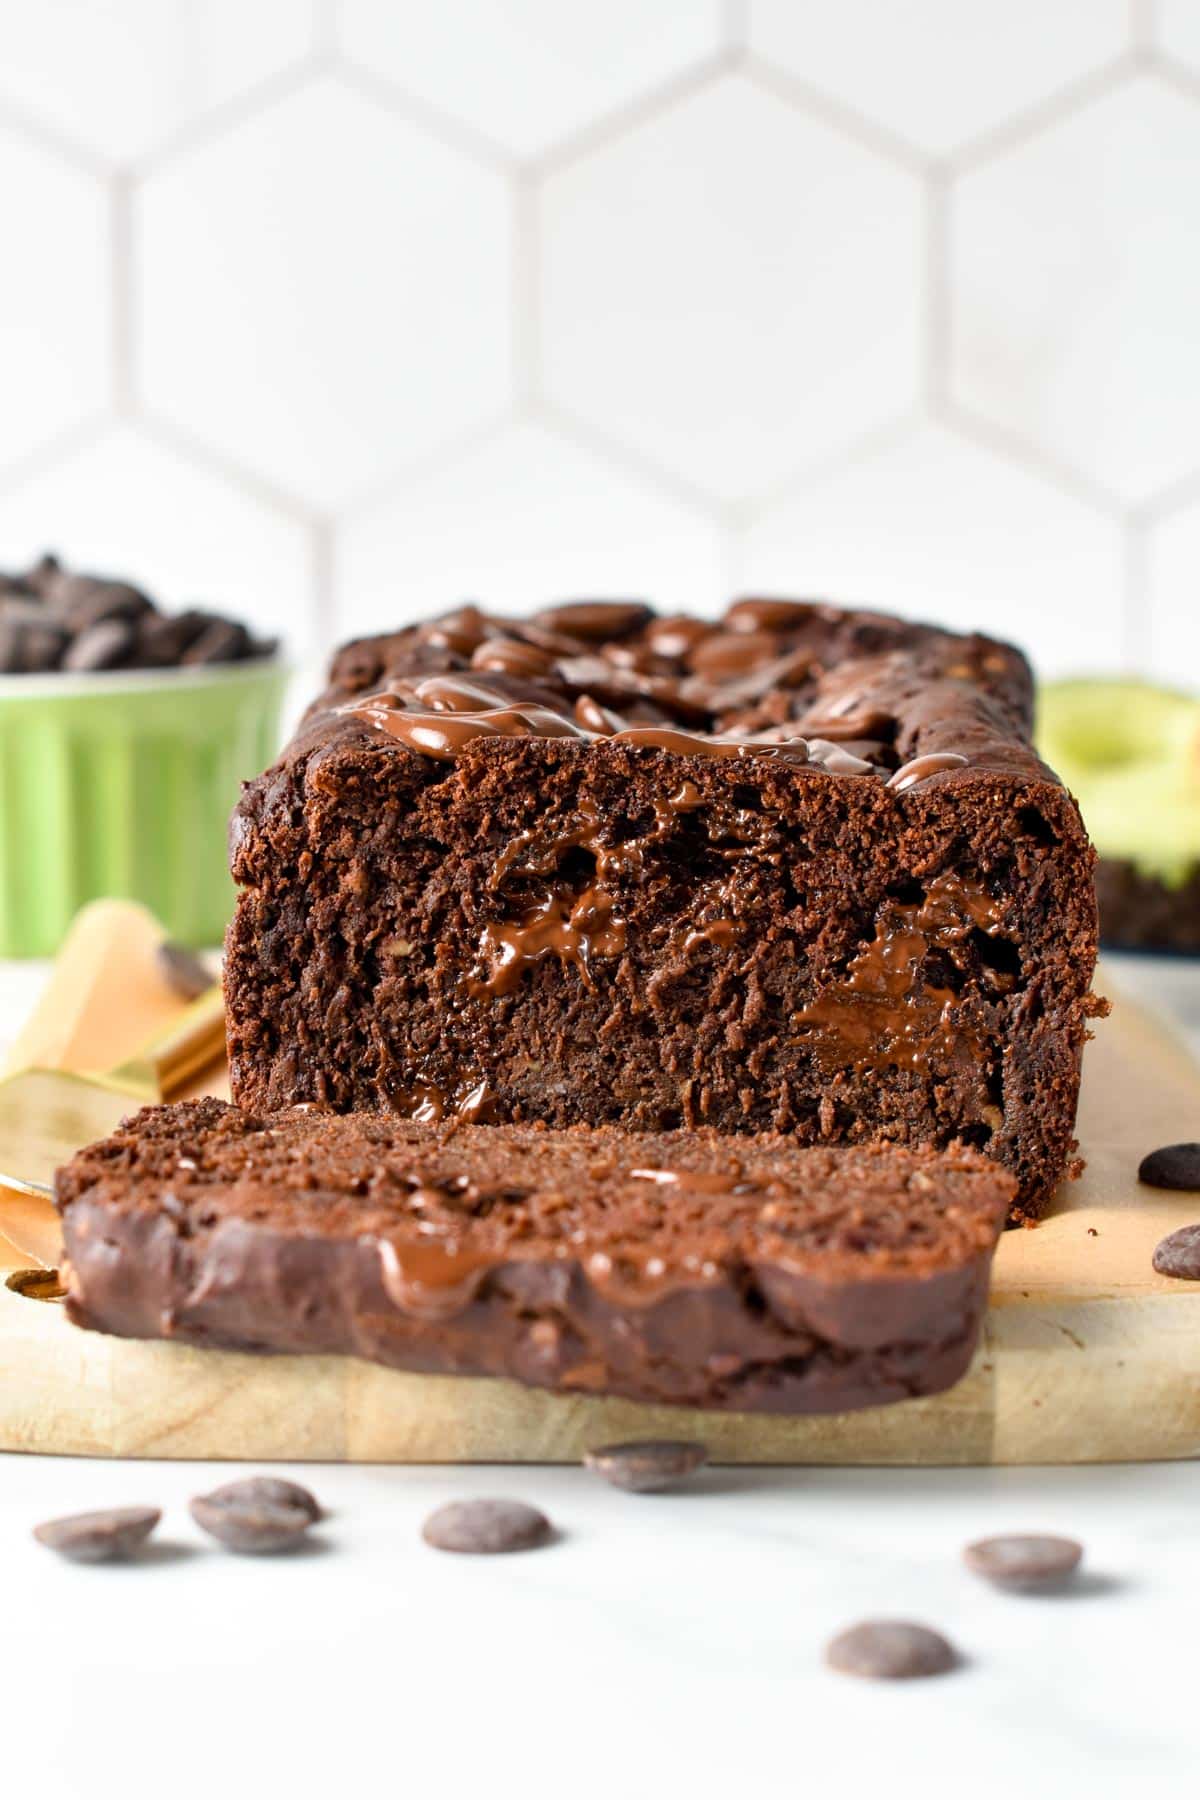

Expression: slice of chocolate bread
xmin=57 ymin=1099 xmax=1012 ymax=1415
xmin=225 ymin=599 xmax=1102 ymax=1221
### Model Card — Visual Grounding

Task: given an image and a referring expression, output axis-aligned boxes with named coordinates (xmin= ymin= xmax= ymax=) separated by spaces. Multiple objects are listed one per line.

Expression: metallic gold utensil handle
xmin=88 ymin=983 xmax=226 ymax=1103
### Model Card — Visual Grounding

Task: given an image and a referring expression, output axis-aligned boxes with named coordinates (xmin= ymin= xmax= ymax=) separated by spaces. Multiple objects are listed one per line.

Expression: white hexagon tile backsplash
xmin=0 ymin=0 xmax=1195 ymax=677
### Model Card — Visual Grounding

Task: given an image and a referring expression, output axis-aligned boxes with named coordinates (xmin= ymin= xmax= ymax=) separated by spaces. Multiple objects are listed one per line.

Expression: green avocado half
xmin=1037 ymin=679 xmax=1200 ymax=887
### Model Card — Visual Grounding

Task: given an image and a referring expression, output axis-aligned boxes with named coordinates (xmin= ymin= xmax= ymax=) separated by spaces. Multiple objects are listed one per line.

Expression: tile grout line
xmin=0 ymin=94 xmax=110 ymax=177
xmin=0 ymin=414 xmax=112 ymax=497
xmin=132 ymin=55 xmax=334 ymax=179
xmin=737 ymin=413 xmax=921 ymax=526
xmin=1122 ymin=521 xmax=1150 ymax=673
xmin=136 ymin=412 xmax=322 ymax=528
xmin=311 ymin=519 xmax=336 ymax=659
xmin=1141 ymin=465 xmax=1200 ymax=524
xmin=538 ymin=402 xmax=739 ymax=528
xmin=511 ymin=174 xmax=541 ymax=410
xmin=109 ymin=174 xmax=135 ymax=415
xmin=719 ymin=524 xmax=745 ymax=602
xmin=1129 ymin=0 xmax=1157 ymax=53
xmin=334 ymin=411 xmax=517 ymax=522
xmin=923 ymin=170 xmax=950 ymax=413
xmin=333 ymin=55 xmax=517 ymax=172
xmin=1151 ymin=51 xmax=1200 ymax=106
xmin=946 ymin=55 xmax=1139 ymax=175
xmin=742 ymin=52 xmax=931 ymax=173
xmin=721 ymin=0 xmax=750 ymax=54
xmin=937 ymin=400 xmax=1126 ymax=519
xmin=531 ymin=50 xmax=739 ymax=179
xmin=312 ymin=0 xmax=341 ymax=57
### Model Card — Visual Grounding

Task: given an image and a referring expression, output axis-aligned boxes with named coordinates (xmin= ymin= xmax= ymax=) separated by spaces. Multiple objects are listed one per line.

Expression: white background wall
xmin=0 ymin=0 xmax=1196 ymax=682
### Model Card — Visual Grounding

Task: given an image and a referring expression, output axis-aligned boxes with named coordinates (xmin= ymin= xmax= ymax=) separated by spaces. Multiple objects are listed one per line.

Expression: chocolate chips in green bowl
xmin=0 ymin=554 xmax=286 ymax=956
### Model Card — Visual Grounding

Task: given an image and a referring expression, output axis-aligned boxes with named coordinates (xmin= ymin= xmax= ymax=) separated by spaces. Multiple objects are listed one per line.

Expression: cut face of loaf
xmin=57 ymin=1100 xmax=1013 ymax=1415
xmin=225 ymin=600 xmax=1101 ymax=1221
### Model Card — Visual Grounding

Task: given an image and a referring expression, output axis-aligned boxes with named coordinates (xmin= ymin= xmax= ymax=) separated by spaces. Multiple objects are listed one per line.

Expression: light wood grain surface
xmin=1 ymin=902 xmax=1196 ymax=1463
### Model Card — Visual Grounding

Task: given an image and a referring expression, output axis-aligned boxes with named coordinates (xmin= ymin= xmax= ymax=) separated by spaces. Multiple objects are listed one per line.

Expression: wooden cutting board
xmin=1 ymin=903 xmax=1197 ymax=1464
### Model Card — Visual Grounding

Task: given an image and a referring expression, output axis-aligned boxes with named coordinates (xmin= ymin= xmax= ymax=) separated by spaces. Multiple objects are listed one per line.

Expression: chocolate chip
xmin=62 ymin=617 xmax=136 ymax=672
xmin=421 ymin=1498 xmax=553 ymax=1555
xmin=1152 ymin=1222 xmax=1200 ymax=1279
xmin=687 ymin=629 xmax=780 ymax=678
xmin=21 ymin=552 xmax=62 ymax=596
xmin=1138 ymin=1143 xmax=1200 ymax=1190
xmin=583 ymin=1439 xmax=708 ymax=1493
xmin=47 ymin=573 xmax=153 ymax=632
xmin=155 ymin=940 xmax=214 ymax=1003
xmin=964 ymin=1533 xmax=1083 ymax=1591
xmin=825 ymin=1620 xmax=958 ymax=1681
xmin=724 ymin=597 xmax=818 ymax=633
xmin=136 ymin=609 xmax=211 ymax=666
xmin=644 ymin=614 xmax=714 ymax=660
xmin=202 ymin=1476 xmax=321 ymax=1522
xmin=190 ymin=1487 xmax=315 ymax=1554
xmin=532 ymin=601 xmax=653 ymax=642
xmin=0 ymin=600 xmax=68 ymax=672
xmin=181 ymin=618 xmax=252 ymax=665
xmin=33 ymin=1505 xmax=161 ymax=1563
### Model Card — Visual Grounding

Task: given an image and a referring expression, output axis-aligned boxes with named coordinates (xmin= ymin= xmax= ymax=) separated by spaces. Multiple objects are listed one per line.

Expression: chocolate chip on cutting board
xmin=202 ymin=1476 xmax=321 ymax=1523
xmin=422 ymin=1498 xmax=553 ymax=1554
xmin=190 ymin=1487 xmax=315 ymax=1554
xmin=1138 ymin=1143 xmax=1200 ymax=1190
xmin=1152 ymin=1223 xmax=1200 ymax=1280
xmin=155 ymin=939 xmax=215 ymax=1003
xmin=33 ymin=1506 xmax=161 ymax=1563
xmin=825 ymin=1620 xmax=958 ymax=1681
xmin=964 ymin=1533 xmax=1083 ymax=1591
xmin=583 ymin=1439 xmax=708 ymax=1493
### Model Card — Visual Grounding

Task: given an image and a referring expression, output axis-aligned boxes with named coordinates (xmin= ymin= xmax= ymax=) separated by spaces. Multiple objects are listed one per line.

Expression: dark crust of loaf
xmin=225 ymin=601 xmax=1100 ymax=1221
xmin=1095 ymin=857 xmax=1200 ymax=953
xmin=57 ymin=1099 xmax=1012 ymax=1416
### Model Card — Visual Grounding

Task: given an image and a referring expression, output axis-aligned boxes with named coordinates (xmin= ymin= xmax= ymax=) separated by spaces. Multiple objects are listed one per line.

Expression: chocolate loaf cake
xmin=226 ymin=599 xmax=1102 ymax=1221
xmin=1093 ymin=860 xmax=1200 ymax=954
xmin=57 ymin=1099 xmax=1012 ymax=1414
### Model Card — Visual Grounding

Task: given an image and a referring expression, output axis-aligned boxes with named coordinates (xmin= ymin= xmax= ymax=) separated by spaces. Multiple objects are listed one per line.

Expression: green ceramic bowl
xmin=0 ymin=657 xmax=287 ymax=956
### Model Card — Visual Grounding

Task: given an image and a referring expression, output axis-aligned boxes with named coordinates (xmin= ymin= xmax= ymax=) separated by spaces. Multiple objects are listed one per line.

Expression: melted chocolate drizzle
xmin=335 ymin=600 xmax=1006 ymax=800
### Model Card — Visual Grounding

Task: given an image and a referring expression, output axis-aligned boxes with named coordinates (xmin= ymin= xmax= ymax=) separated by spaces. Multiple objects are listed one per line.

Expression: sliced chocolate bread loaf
xmin=224 ymin=599 xmax=1101 ymax=1221
xmin=57 ymin=1099 xmax=1013 ymax=1415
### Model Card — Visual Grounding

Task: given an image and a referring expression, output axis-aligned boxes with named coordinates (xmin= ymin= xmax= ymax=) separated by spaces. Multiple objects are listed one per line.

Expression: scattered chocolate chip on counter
xmin=33 ymin=1505 xmax=161 ymax=1564
xmin=1152 ymin=1223 xmax=1200 ymax=1280
xmin=583 ymin=1439 xmax=709 ymax=1493
xmin=155 ymin=939 xmax=215 ymax=1003
xmin=421 ymin=1498 xmax=553 ymax=1555
xmin=964 ymin=1533 xmax=1083 ymax=1591
xmin=190 ymin=1485 xmax=315 ymax=1554
xmin=1138 ymin=1143 xmax=1200 ymax=1190
xmin=201 ymin=1476 xmax=322 ymax=1523
xmin=825 ymin=1620 xmax=958 ymax=1681
xmin=0 ymin=552 xmax=276 ymax=675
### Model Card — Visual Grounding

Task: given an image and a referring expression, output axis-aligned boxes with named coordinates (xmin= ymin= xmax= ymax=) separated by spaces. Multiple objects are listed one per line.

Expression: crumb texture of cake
xmin=57 ymin=1100 xmax=1013 ymax=1415
xmin=225 ymin=599 xmax=1101 ymax=1221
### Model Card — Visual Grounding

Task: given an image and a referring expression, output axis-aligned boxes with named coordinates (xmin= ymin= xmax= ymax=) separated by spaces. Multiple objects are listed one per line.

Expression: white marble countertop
xmin=2 ymin=953 xmax=1197 ymax=1796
